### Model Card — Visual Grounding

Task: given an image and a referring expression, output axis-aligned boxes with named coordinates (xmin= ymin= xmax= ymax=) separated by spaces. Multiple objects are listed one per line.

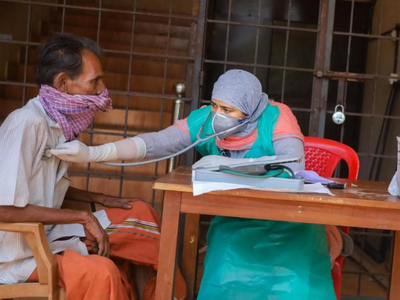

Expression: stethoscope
xmin=40 ymin=112 xmax=250 ymax=165
xmin=41 ymin=147 xmax=53 ymax=160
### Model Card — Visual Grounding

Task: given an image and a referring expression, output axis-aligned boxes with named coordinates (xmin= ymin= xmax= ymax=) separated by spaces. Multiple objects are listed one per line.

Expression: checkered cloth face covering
xmin=39 ymin=85 xmax=112 ymax=141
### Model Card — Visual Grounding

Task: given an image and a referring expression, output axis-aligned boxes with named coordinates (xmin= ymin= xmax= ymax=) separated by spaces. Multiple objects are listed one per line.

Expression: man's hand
xmin=94 ymin=194 xmax=141 ymax=210
xmin=82 ymin=212 xmax=110 ymax=257
xmin=50 ymin=140 xmax=90 ymax=163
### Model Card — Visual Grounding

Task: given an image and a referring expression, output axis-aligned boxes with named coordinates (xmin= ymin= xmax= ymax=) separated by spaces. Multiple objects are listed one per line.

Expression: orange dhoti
xmin=28 ymin=201 xmax=187 ymax=300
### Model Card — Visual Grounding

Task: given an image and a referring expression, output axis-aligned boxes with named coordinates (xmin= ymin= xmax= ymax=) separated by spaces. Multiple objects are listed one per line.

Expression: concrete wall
xmin=102 ymin=0 xmax=193 ymax=15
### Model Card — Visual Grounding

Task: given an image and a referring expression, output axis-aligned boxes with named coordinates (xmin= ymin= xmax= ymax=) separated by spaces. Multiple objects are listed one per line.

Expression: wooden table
xmin=153 ymin=167 xmax=400 ymax=300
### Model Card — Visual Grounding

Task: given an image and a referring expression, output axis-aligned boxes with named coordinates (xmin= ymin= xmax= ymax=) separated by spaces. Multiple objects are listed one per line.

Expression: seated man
xmin=0 ymin=33 xmax=186 ymax=300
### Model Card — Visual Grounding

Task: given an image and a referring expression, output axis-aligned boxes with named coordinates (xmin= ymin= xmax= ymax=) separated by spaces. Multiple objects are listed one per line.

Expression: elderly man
xmin=0 ymin=33 xmax=186 ymax=300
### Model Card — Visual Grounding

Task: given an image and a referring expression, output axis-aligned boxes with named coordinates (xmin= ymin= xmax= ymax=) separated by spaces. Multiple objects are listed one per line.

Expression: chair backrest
xmin=304 ymin=137 xmax=360 ymax=180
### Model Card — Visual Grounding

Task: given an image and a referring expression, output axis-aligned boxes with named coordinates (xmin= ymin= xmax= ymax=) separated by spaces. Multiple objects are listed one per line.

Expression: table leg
xmin=389 ymin=230 xmax=400 ymax=300
xmin=182 ymin=214 xmax=200 ymax=300
xmin=155 ymin=191 xmax=182 ymax=300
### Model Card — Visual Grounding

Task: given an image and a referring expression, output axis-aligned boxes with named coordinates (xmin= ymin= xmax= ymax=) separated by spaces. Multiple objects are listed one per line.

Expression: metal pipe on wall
xmin=168 ymin=82 xmax=186 ymax=172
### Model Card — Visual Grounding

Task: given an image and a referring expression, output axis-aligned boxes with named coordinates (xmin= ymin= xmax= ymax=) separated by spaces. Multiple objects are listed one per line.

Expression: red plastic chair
xmin=304 ymin=136 xmax=360 ymax=300
xmin=304 ymin=137 xmax=359 ymax=180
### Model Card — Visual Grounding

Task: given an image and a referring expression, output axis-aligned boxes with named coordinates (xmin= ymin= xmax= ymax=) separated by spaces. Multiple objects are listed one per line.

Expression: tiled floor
xmin=342 ymin=297 xmax=387 ymax=300
xmin=341 ymin=257 xmax=388 ymax=299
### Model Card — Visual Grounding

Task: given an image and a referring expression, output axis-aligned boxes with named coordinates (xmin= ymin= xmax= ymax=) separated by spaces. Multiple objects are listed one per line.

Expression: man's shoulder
xmin=3 ymin=98 xmax=47 ymax=130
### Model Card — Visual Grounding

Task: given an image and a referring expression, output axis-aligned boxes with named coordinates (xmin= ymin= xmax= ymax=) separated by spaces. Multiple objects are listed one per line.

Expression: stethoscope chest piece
xmin=41 ymin=146 xmax=53 ymax=160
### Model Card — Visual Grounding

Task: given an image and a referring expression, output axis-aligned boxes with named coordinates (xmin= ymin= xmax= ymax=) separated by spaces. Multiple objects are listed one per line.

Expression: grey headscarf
xmin=211 ymin=69 xmax=268 ymax=137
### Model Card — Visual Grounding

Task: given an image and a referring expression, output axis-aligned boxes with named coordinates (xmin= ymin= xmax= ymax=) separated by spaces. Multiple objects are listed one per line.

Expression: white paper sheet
xmin=47 ymin=210 xmax=111 ymax=242
xmin=192 ymin=177 xmax=333 ymax=196
xmin=50 ymin=236 xmax=89 ymax=256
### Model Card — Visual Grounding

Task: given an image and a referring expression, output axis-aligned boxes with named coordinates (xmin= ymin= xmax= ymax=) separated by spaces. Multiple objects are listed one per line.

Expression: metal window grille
xmin=0 ymin=0 xmax=204 ymax=215
xmin=196 ymin=0 xmax=400 ymax=298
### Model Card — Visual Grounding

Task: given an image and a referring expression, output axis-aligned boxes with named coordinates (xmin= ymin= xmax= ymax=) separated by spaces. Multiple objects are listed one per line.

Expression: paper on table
xmin=192 ymin=171 xmax=333 ymax=196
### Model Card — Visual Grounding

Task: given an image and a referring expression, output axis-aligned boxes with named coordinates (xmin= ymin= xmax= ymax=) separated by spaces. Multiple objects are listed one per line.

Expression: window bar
xmin=368 ymin=0 xmax=384 ymax=180
xmin=0 ymin=40 xmax=38 ymax=47
xmin=184 ymin=0 xmax=203 ymax=113
xmin=207 ymin=19 xmax=319 ymax=33
xmin=338 ymin=79 xmax=346 ymax=144
xmin=356 ymin=228 xmax=367 ymax=295
xmin=188 ymin=0 xmax=208 ymax=160
xmin=158 ymin=1 xmax=174 ymax=134
xmin=103 ymin=48 xmax=195 ymax=61
xmin=266 ymin=11 xmax=274 ymax=95
xmin=21 ymin=0 xmax=32 ymax=106
xmin=345 ymin=270 xmax=390 ymax=277
xmin=86 ymin=0 xmax=103 ymax=210
xmin=337 ymin=79 xmax=347 ymax=177
xmin=387 ymin=235 xmax=396 ymax=298
xmin=152 ymin=0 xmax=174 ymax=208
xmin=357 ymin=152 xmax=399 ymax=160
xmin=332 ymin=30 xmax=400 ymax=41
xmin=69 ymin=170 xmax=158 ymax=182
xmin=223 ymin=0 xmax=233 ymax=73
xmin=61 ymin=0 xmax=66 ymax=33
xmin=280 ymin=0 xmax=293 ymax=104
xmin=203 ymin=59 xmax=315 ymax=73
xmin=366 ymin=0 xmax=378 ymax=35
xmin=309 ymin=0 xmax=335 ymax=136
xmin=253 ymin=0 xmax=263 ymax=76
xmin=0 ymin=0 xmax=197 ymax=22
xmin=289 ymin=107 xmax=313 ymax=113
xmin=350 ymin=230 xmax=394 ymax=238
xmin=119 ymin=0 xmax=138 ymax=200
xmin=0 ymin=39 xmax=196 ymax=61
xmin=304 ymin=109 xmax=400 ymax=120
xmin=0 ymin=81 xmax=192 ymax=103
xmin=364 ymin=0 xmax=380 ymax=185
xmin=345 ymin=0 xmax=355 ymax=73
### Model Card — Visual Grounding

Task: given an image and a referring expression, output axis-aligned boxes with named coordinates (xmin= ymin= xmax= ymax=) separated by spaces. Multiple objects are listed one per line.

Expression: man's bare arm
xmin=0 ymin=205 xmax=110 ymax=257
xmin=65 ymin=186 xmax=138 ymax=210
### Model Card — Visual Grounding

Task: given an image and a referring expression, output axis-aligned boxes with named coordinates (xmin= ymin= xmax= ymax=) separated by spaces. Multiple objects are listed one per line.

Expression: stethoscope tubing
xmin=99 ymin=112 xmax=250 ymax=167
xmin=41 ymin=112 xmax=250 ymax=166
